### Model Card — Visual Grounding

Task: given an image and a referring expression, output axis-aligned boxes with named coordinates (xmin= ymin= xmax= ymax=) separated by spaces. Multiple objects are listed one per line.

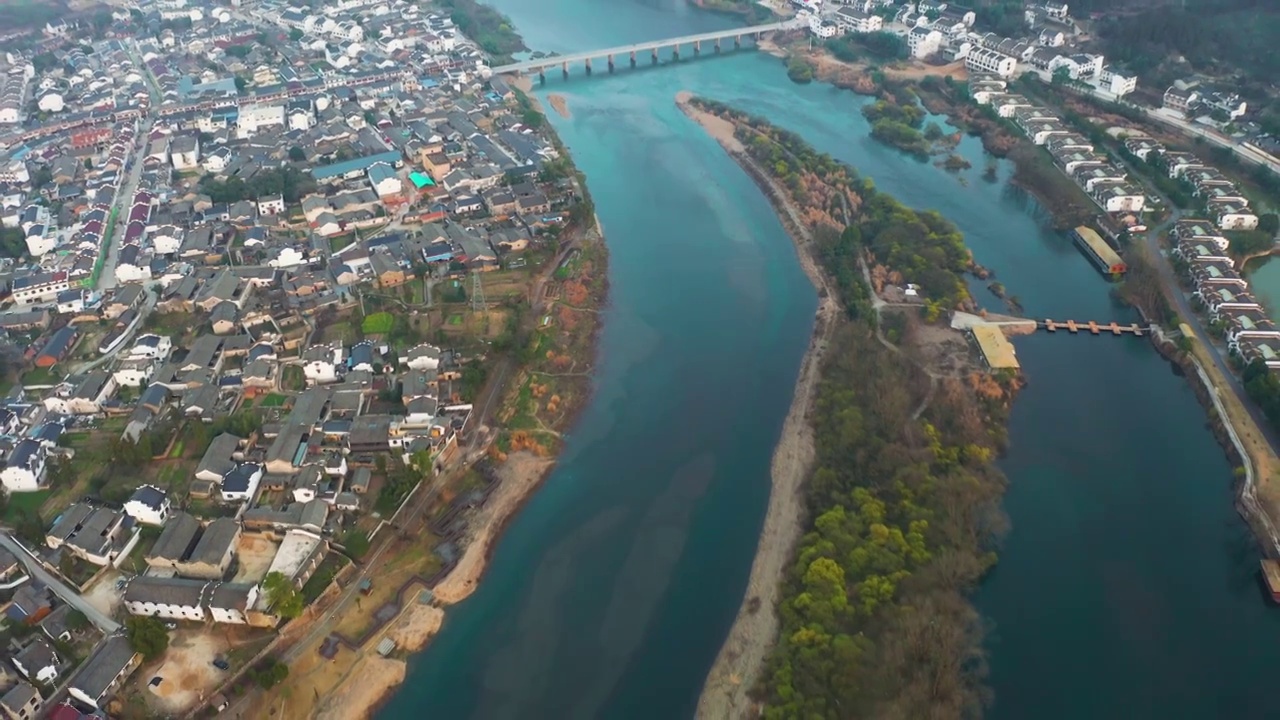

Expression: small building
xmin=263 ymin=529 xmax=328 ymax=589
xmin=124 ymin=485 xmax=170 ymax=526
xmin=12 ymin=639 xmax=60 ymax=684
xmin=178 ymin=517 xmax=240 ymax=580
xmin=67 ymin=634 xmax=141 ymax=709
xmin=0 ymin=681 xmax=42 ymax=720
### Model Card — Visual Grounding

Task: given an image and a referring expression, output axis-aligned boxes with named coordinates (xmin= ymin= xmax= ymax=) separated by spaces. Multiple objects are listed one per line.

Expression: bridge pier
xmin=734 ymin=35 xmax=741 ymax=49
xmin=607 ymin=54 xmax=615 ymax=73
xmin=694 ymin=39 xmax=701 ymax=56
xmin=715 ymin=38 xmax=721 ymax=53
xmin=672 ymin=45 xmax=680 ymax=60
xmin=630 ymin=50 xmax=636 ymax=68
xmin=585 ymin=57 xmax=592 ymax=75
xmin=562 ymin=60 xmax=568 ymax=80
xmin=538 ymin=69 xmax=545 ymax=84
xmin=651 ymin=47 xmax=658 ymax=65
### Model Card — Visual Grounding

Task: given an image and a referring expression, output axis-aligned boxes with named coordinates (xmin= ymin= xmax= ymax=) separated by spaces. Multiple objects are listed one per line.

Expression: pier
xmin=1040 ymin=320 xmax=1149 ymax=336
xmin=489 ymin=20 xmax=804 ymax=80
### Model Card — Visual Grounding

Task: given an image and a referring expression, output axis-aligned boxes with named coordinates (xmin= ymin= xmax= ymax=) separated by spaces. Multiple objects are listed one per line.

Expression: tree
xmin=251 ymin=658 xmax=289 ymax=688
xmin=341 ymin=530 xmax=370 ymax=559
xmin=66 ymin=609 xmax=89 ymax=632
xmin=289 ymin=27 xmax=304 ymax=41
xmin=1259 ymin=213 xmax=1279 ymax=236
xmin=262 ymin=571 xmax=304 ymax=619
xmin=288 ymin=146 xmax=306 ymax=162
xmin=126 ymin=616 xmax=170 ymax=660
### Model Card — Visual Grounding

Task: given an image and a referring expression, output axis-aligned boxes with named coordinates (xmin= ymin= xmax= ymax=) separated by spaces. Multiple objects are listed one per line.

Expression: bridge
xmin=489 ymin=20 xmax=804 ymax=79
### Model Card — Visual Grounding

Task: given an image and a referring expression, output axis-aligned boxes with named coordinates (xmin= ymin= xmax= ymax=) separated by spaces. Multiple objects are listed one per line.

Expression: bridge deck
xmin=490 ymin=20 xmax=801 ymax=74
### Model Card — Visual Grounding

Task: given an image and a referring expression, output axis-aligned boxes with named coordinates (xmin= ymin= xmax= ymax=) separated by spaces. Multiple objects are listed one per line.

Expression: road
xmin=70 ymin=288 xmax=157 ymax=375
xmin=98 ymin=115 xmax=153 ymax=291
xmin=0 ymin=532 xmax=120 ymax=633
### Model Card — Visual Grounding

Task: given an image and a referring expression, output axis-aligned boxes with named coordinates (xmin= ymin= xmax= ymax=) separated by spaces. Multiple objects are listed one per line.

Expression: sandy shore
xmin=316 ymin=656 xmax=407 ymax=720
xmin=432 ymin=451 xmax=556 ymax=604
xmin=679 ymin=92 xmax=840 ymax=719
xmin=387 ymin=604 xmax=445 ymax=652
xmin=547 ymin=93 xmax=571 ymax=118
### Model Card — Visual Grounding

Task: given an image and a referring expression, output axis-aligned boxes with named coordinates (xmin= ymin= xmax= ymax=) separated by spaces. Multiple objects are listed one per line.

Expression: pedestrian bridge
xmin=489 ymin=20 xmax=804 ymax=78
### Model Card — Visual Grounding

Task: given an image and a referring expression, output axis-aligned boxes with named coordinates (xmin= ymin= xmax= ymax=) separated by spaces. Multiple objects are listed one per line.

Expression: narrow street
xmin=0 ymin=532 xmax=120 ymax=633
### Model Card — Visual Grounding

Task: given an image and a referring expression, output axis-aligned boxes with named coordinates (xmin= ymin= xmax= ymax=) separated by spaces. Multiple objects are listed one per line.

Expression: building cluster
xmin=1162 ymin=81 xmax=1248 ymax=125
xmin=0 ymin=0 xmax=595 ymax=714
xmin=1170 ymin=219 xmax=1280 ymax=369
xmin=971 ymin=76 xmax=1146 ymax=213
xmin=800 ymin=0 xmax=1138 ymax=98
xmin=0 ymin=546 xmax=143 ymax=718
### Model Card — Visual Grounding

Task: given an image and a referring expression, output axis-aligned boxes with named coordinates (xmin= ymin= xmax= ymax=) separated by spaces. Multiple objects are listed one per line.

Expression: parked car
xmin=213 ymin=657 xmax=230 ymax=671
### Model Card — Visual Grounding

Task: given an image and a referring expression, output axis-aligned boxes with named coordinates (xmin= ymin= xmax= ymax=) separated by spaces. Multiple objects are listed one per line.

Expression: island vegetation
xmin=688 ymin=97 xmax=1017 ymax=718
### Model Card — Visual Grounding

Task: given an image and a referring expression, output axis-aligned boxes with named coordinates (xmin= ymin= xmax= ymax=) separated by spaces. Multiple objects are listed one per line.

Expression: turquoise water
xmin=1246 ymin=256 xmax=1280 ymax=316
xmin=380 ymin=2 xmax=1280 ymax=718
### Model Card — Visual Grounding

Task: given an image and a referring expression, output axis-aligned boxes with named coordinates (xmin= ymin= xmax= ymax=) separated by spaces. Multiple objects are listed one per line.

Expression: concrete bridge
xmin=489 ymin=20 xmax=804 ymax=80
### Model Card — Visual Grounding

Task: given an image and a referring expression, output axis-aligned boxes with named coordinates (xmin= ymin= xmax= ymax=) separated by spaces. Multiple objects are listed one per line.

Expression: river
xmin=380 ymin=2 xmax=1280 ymax=718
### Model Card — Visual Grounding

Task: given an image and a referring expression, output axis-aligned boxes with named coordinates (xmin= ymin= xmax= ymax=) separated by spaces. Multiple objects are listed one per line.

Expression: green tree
xmin=126 ymin=616 xmax=170 ymax=660
xmin=288 ymin=146 xmax=306 ymax=162
xmin=66 ymin=609 xmax=89 ymax=632
xmin=289 ymin=27 xmax=303 ymax=41
xmin=1259 ymin=213 xmax=1279 ymax=236
xmin=342 ymin=530 xmax=371 ymax=559
xmin=262 ymin=571 xmax=304 ymax=619
xmin=251 ymin=658 xmax=289 ymax=688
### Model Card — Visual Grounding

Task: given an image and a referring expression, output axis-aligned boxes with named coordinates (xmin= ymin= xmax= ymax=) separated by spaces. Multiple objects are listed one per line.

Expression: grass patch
xmin=361 ymin=312 xmax=395 ymax=334
xmin=280 ymin=365 xmax=305 ymax=392
xmin=260 ymin=393 xmax=287 ymax=407
xmin=3 ymin=490 xmax=50 ymax=523
xmin=21 ymin=366 xmax=62 ymax=385
xmin=447 ymin=314 xmax=464 ymax=326
xmin=300 ymin=553 xmax=350 ymax=604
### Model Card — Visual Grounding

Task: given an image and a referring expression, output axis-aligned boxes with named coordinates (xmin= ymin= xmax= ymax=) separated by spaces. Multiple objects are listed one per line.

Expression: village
xmin=0 ymin=0 xmax=597 ymax=716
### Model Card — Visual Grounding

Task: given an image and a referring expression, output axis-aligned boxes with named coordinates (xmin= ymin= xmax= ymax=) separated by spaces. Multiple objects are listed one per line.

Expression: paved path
xmin=0 ymin=532 xmax=120 ymax=633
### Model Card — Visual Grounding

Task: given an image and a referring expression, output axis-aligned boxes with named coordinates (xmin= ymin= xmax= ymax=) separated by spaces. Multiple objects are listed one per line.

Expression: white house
xmin=24 ymin=226 xmax=56 ymax=257
xmin=129 ymin=334 xmax=173 ymax=361
xmin=269 ymin=247 xmax=306 ymax=268
xmin=966 ymin=47 xmax=1018 ymax=78
xmin=404 ymin=343 xmax=441 ymax=371
xmin=220 ymin=463 xmax=263 ymax=502
xmin=810 ymin=18 xmax=840 ymax=38
xmin=2 ymin=439 xmax=48 ymax=492
xmin=1099 ymin=66 xmax=1137 ymax=97
xmin=171 ymin=135 xmax=200 ymax=170
xmin=835 ymin=7 xmax=882 ymax=33
xmin=1049 ymin=53 xmax=1103 ymax=80
xmin=236 ymin=104 xmax=286 ymax=138
xmin=37 ymin=92 xmax=64 ymax=113
xmin=123 ymin=577 xmax=210 ymax=621
xmin=367 ymin=162 xmax=402 ymax=198
xmin=257 ymin=195 xmax=285 ymax=216
xmin=1211 ymin=200 xmax=1260 ymax=231
xmin=302 ymin=345 xmax=342 ymax=385
xmin=124 ymin=485 xmax=170 ymax=526
xmin=907 ymin=26 xmax=943 ymax=59
xmin=12 ymin=640 xmax=59 ymax=685
xmin=1091 ymin=181 xmax=1146 ymax=213
xmin=113 ymin=357 xmax=154 ymax=388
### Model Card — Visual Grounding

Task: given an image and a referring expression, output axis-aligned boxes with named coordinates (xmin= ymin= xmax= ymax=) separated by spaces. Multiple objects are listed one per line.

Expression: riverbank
xmin=678 ymin=90 xmax=838 ymax=719
xmin=685 ymin=96 xmax=1020 ymax=717
xmin=246 ymin=80 xmax=609 ymax=720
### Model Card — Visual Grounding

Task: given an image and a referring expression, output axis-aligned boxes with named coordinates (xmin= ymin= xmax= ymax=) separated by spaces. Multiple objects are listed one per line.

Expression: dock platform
xmin=1041 ymin=320 xmax=1147 ymax=336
